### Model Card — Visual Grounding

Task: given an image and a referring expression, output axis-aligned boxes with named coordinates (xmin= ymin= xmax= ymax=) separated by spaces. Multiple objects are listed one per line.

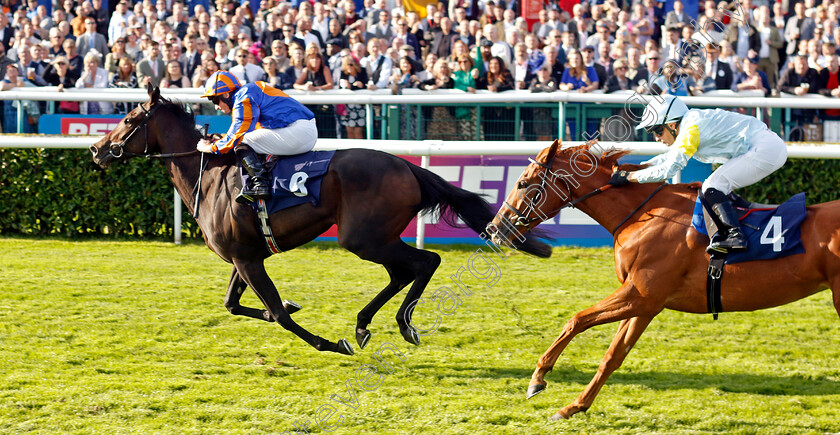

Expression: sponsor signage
xmin=39 ymin=114 xmax=231 ymax=135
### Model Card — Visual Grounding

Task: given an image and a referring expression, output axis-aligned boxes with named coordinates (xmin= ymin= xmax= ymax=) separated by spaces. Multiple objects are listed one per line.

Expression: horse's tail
xmin=407 ymin=163 xmax=552 ymax=258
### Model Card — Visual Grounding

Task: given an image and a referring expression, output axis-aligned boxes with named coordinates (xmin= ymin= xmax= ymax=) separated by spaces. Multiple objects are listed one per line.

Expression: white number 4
xmin=760 ymin=216 xmax=785 ymax=252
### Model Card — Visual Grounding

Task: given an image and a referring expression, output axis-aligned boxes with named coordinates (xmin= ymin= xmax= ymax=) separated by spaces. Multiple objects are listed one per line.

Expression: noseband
xmin=108 ymin=102 xmax=197 ymax=159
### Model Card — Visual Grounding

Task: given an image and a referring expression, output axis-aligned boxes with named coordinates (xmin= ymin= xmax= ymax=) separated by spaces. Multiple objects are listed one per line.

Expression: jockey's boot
xmin=234 ymin=144 xmax=271 ymax=204
xmin=703 ymin=188 xmax=748 ymax=253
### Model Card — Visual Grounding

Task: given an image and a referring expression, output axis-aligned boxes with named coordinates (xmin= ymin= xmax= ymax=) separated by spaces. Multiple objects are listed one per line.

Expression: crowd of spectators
xmin=1 ymin=0 xmax=838 ymax=137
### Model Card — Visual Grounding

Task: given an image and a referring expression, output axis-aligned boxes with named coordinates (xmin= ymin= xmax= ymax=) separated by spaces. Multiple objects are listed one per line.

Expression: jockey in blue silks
xmin=608 ymin=95 xmax=788 ymax=253
xmin=196 ymin=70 xmax=317 ymax=204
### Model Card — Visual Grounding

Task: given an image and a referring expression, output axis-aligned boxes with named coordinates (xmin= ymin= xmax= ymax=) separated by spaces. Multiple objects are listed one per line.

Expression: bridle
xmin=108 ymin=102 xmax=198 ymax=160
xmin=501 ymin=155 xmax=666 ymax=236
xmin=502 ymin=155 xmax=612 ymax=228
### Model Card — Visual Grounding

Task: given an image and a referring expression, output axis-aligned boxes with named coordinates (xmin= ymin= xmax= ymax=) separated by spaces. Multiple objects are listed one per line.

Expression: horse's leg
xmin=223 ymin=266 xmax=301 ymax=321
xmin=552 ymin=315 xmax=655 ymax=420
xmin=355 ymin=264 xmax=415 ymax=349
xmin=527 ymin=282 xmax=660 ymax=398
xmin=347 ymin=239 xmax=440 ymax=347
xmin=233 ymin=259 xmax=353 ymax=355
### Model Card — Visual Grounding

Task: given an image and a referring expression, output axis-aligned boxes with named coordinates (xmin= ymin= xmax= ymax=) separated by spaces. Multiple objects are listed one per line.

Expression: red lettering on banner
xmin=61 ymin=118 xmax=120 ymax=135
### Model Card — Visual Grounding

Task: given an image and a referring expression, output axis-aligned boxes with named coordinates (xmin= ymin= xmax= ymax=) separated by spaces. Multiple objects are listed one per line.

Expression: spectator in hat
xmin=733 ymin=55 xmax=771 ymax=95
xmin=704 ymin=42 xmax=734 ymax=91
xmin=475 ymin=37 xmax=494 ymax=76
xmin=399 ymin=43 xmax=424 ymax=74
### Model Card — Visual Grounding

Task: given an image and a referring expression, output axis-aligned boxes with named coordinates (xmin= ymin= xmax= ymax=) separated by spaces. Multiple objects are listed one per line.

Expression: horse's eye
xmin=124 ymin=118 xmax=130 ymax=124
xmin=518 ymin=180 xmax=528 ymax=189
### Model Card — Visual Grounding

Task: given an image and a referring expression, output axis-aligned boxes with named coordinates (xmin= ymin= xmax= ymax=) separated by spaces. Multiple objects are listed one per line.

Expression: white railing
xmin=2 ymin=86 xmax=840 ymax=109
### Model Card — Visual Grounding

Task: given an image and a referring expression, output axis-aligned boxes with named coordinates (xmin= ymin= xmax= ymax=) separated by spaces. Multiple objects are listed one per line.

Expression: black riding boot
xmin=703 ymin=188 xmax=748 ymax=253
xmin=234 ymin=144 xmax=271 ymax=204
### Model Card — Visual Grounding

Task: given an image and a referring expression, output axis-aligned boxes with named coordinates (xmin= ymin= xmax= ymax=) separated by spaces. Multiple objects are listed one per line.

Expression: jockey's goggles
xmin=645 ymin=124 xmax=665 ymax=136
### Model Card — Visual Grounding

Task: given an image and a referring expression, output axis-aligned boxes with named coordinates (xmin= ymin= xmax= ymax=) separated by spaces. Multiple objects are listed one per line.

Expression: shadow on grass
xmin=410 ymin=363 xmax=840 ymax=396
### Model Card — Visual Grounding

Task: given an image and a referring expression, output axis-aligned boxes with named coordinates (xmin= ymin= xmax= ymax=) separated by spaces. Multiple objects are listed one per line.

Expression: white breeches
xmin=702 ymin=128 xmax=787 ymax=194
xmin=242 ymin=118 xmax=317 ymax=156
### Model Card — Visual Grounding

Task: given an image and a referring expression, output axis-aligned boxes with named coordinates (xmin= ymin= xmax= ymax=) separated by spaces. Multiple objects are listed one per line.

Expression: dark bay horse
xmin=89 ymin=86 xmax=551 ymax=355
xmin=488 ymin=139 xmax=840 ymax=420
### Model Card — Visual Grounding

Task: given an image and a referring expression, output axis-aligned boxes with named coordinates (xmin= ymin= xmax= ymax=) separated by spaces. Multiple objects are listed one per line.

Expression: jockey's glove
xmin=608 ymin=171 xmax=631 ymax=186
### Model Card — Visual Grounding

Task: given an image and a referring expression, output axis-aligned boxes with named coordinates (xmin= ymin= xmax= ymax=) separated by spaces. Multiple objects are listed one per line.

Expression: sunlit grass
xmin=1 ymin=237 xmax=838 ymax=434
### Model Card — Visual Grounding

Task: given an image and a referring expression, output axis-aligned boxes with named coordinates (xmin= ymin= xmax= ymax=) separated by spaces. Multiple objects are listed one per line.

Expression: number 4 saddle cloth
xmin=241 ymin=150 xmax=336 ymax=215
xmin=691 ymin=192 xmax=807 ymax=264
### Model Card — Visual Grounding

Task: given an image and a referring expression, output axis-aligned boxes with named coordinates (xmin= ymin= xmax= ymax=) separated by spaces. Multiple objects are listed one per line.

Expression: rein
xmin=610 ymin=184 xmax=666 ymax=235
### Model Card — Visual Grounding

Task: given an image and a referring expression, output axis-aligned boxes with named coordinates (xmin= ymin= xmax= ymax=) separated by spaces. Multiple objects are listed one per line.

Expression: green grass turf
xmin=0 ymin=236 xmax=838 ymax=434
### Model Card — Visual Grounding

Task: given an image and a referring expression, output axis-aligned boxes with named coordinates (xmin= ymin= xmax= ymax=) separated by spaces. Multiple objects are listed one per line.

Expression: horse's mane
xmin=553 ymin=143 xmax=633 ymax=172
xmin=159 ymin=98 xmax=203 ymax=142
xmin=554 ymin=142 xmax=700 ymax=192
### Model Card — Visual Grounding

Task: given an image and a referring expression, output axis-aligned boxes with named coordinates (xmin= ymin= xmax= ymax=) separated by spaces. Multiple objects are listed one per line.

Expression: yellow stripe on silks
xmin=677 ymin=124 xmax=700 ymax=157
xmin=403 ymin=0 xmax=435 ymax=18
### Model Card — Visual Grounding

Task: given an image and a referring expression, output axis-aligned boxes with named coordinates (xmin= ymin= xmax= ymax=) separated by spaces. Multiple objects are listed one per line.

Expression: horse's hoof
xmin=549 ymin=412 xmax=569 ymax=421
xmin=356 ymin=329 xmax=371 ymax=349
xmin=283 ymin=299 xmax=302 ymax=315
xmin=401 ymin=326 xmax=420 ymax=346
xmin=526 ymin=383 xmax=546 ymax=399
xmin=336 ymin=339 xmax=354 ymax=356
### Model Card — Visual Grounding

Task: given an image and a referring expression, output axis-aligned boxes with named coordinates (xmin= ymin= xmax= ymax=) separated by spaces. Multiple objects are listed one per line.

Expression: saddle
xmin=241 ymin=150 xmax=336 ymax=256
xmin=240 ymin=150 xmax=336 ymax=215
xmin=692 ymin=191 xmax=808 ymax=319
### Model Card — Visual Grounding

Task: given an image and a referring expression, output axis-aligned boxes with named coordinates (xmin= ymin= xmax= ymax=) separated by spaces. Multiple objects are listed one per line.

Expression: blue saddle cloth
xmin=243 ymin=150 xmax=336 ymax=215
xmin=691 ymin=192 xmax=807 ymax=264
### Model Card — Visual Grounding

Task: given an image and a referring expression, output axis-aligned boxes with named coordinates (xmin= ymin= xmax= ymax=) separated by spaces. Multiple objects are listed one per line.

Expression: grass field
xmin=1 ymin=236 xmax=839 ymax=434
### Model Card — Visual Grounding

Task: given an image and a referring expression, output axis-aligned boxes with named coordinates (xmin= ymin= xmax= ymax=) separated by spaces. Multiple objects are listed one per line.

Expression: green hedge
xmin=737 ymin=158 xmax=840 ymax=205
xmin=0 ymin=148 xmax=201 ymax=238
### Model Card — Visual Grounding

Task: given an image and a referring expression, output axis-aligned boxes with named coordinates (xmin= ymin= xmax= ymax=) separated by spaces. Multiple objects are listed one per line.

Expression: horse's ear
xmin=147 ymin=84 xmax=161 ymax=104
xmin=542 ymin=139 xmax=560 ymax=164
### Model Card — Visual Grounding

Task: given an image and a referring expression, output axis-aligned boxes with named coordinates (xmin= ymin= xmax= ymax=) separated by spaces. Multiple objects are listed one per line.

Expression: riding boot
xmin=234 ymin=144 xmax=271 ymax=204
xmin=703 ymin=188 xmax=748 ymax=253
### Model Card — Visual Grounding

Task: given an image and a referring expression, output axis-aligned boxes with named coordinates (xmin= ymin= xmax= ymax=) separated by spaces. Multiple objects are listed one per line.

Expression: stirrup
xmin=236 ymin=183 xmax=270 ymax=204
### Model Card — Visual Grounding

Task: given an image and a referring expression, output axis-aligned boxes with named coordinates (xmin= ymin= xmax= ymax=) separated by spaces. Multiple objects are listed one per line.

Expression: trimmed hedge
xmin=0 ymin=148 xmax=200 ymax=238
xmin=737 ymin=158 xmax=840 ymax=205
xmin=0 ymin=148 xmax=837 ymax=238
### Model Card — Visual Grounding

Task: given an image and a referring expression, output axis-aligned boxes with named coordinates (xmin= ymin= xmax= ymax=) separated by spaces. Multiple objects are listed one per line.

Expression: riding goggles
xmin=645 ymin=124 xmax=665 ymax=136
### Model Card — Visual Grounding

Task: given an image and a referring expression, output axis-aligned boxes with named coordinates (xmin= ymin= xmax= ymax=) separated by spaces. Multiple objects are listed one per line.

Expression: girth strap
xmin=706 ymin=251 xmax=726 ymax=320
xmin=257 ymin=199 xmax=282 ymax=255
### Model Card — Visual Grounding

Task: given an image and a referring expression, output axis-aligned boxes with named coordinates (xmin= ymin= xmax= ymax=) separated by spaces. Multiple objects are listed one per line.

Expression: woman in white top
xmin=76 ymin=52 xmax=113 ymax=114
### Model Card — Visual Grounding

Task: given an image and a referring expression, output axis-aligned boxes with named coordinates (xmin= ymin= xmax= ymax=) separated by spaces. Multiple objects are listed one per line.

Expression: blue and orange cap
xmin=202 ymin=71 xmax=241 ymax=97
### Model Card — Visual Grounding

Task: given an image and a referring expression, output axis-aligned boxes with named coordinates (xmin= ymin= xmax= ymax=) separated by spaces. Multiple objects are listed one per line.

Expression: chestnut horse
xmin=90 ymin=87 xmax=551 ymax=356
xmin=489 ymin=139 xmax=840 ymax=420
